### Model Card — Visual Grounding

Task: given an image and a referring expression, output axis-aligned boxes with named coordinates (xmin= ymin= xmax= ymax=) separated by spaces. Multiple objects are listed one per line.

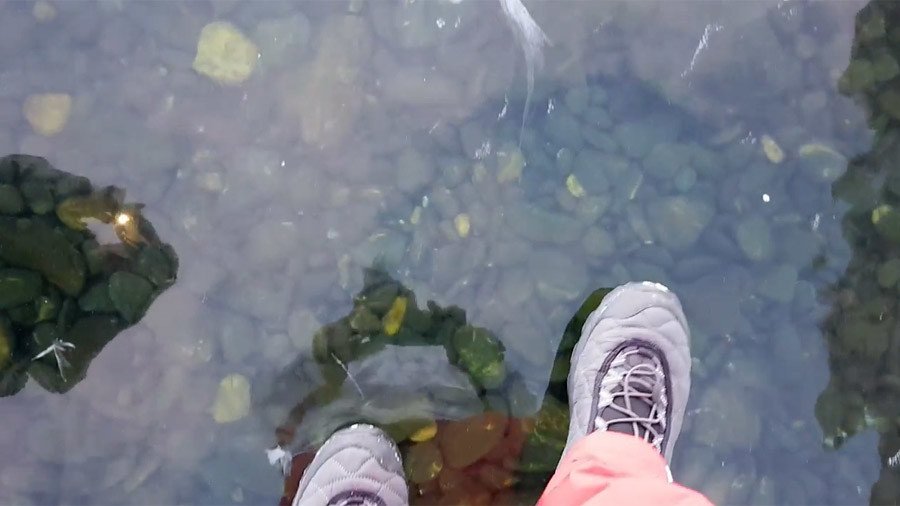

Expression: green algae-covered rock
xmin=349 ymin=305 xmax=382 ymax=334
xmin=78 ymin=281 xmax=116 ymax=313
xmin=0 ymin=217 xmax=85 ymax=296
xmin=452 ymin=325 xmax=506 ymax=389
xmin=30 ymin=315 xmax=124 ymax=393
xmin=0 ymin=155 xmax=178 ymax=396
xmin=877 ymin=258 xmax=900 ymax=288
xmin=134 ymin=245 xmax=178 ymax=288
xmin=872 ymin=204 xmax=900 ymax=243
xmin=108 ymin=271 xmax=154 ymax=324
xmin=0 ymin=363 xmax=26 ymax=397
xmin=0 ymin=316 xmax=12 ymax=371
xmin=19 ymin=179 xmax=54 ymax=215
xmin=0 ymin=185 xmax=24 ymax=215
xmin=880 ymin=89 xmax=900 ymax=120
xmin=519 ymin=395 xmax=569 ymax=472
xmin=0 ymin=268 xmax=42 ymax=309
xmin=840 ymin=59 xmax=877 ymax=93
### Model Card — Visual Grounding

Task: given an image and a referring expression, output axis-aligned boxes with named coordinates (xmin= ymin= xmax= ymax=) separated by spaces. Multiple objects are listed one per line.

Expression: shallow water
xmin=2 ymin=0 xmax=900 ymax=503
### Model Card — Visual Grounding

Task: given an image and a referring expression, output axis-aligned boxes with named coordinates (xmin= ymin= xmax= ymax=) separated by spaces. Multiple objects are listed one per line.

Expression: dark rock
xmin=108 ymin=271 xmax=154 ymax=323
xmin=29 ymin=315 xmax=124 ymax=393
xmin=134 ymin=245 xmax=178 ymax=287
xmin=0 ymin=268 xmax=42 ymax=309
xmin=452 ymin=325 xmax=506 ymax=389
xmin=19 ymin=179 xmax=54 ymax=215
xmin=78 ymin=282 xmax=116 ymax=313
xmin=519 ymin=396 xmax=569 ymax=472
xmin=0 ymin=217 xmax=85 ymax=296
xmin=0 ymin=185 xmax=24 ymax=214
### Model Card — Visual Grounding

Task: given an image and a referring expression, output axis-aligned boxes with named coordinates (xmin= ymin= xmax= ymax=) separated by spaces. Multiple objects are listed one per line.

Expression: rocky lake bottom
xmin=2 ymin=0 xmax=900 ymax=504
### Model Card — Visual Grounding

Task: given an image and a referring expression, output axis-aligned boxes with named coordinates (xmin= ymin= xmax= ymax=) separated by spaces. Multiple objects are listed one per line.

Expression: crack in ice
xmin=681 ymin=23 xmax=724 ymax=78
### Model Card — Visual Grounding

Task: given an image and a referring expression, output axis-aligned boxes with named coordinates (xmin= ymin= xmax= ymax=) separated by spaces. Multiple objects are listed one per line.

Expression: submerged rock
xmin=404 ymin=441 xmax=443 ymax=484
xmin=872 ymin=205 xmax=900 ymax=244
xmin=613 ymin=116 xmax=680 ymax=159
xmin=438 ymin=412 xmax=507 ymax=469
xmin=213 ymin=373 xmax=252 ymax=424
xmin=0 ymin=269 xmax=41 ymax=309
xmin=797 ymin=143 xmax=847 ymax=182
xmin=0 ymin=155 xmax=177 ymax=395
xmin=254 ymin=14 xmax=311 ymax=70
xmin=0 ymin=217 xmax=85 ymax=296
xmin=77 ymin=282 xmax=115 ymax=313
xmin=108 ymin=271 xmax=154 ymax=324
xmin=0 ymin=317 xmax=12 ymax=370
xmin=529 ymin=250 xmax=587 ymax=301
xmin=289 ymin=15 xmax=371 ymax=149
xmin=757 ymin=264 xmax=798 ymax=303
xmin=29 ymin=315 xmax=124 ymax=393
xmin=734 ymin=215 xmax=772 ymax=262
xmin=349 ymin=305 xmax=382 ymax=334
xmin=0 ymin=185 xmax=24 ymax=215
xmin=396 ymin=147 xmax=436 ymax=195
xmin=691 ymin=383 xmax=761 ymax=450
xmin=134 ymin=245 xmax=178 ymax=288
xmin=646 ymin=196 xmax=714 ymax=252
xmin=877 ymin=259 xmax=900 ymax=288
xmin=23 ymin=93 xmax=72 ymax=136
xmin=20 ymin=179 xmax=54 ymax=215
xmin=519 ymin=395 xmax=569 ymax=472
xmin=506 ymin=203 xmax=582 ymax=244
xmin=880 ymin=89 xmax=900 ymax=120
xmin=453 ymin=325 xmax=506 ymax=389
xmin=643 ymin=143 xmax=692 ymax=180
xmin=192 ymin=21 xmax=258 ymax=85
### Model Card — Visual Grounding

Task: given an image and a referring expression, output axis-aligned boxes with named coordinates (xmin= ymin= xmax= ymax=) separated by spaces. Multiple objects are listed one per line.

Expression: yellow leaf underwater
xmin=566 ymin=174 xmax=586 ymax=198
xmin=383 ymin=296 xmax=407 ymax=336
xmin=454 ymin=213 xmax=471 ymax=238
xmin=409 ymin=421 xmax=438 ymax=443
xmin=761 ymin=134 xmax=785 ymax=164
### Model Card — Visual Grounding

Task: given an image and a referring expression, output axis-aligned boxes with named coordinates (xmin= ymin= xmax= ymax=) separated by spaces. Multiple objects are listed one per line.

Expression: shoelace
xmin=326 ymin=490 xmax=387 ymax=506
xmin=594 ymin=347 xmax=668 ymax=452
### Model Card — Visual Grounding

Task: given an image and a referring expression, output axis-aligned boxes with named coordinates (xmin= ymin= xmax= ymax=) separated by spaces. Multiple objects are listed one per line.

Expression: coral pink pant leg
xmin=537 ymin=432 xmax=713 ymax=506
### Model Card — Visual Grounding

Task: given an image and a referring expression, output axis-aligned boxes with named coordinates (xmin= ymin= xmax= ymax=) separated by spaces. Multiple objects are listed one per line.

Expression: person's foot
xmin=564 ymin=281 xmax=692 ymax=463
xmin=292 ymin=424 xmax=408 ymax=506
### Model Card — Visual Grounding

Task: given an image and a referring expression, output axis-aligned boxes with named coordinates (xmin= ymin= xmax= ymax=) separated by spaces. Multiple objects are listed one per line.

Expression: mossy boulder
xmin=0 ymin=155 xmax=178 ymax=395
xmin=452 ymin=325 xmax=506 ymax=389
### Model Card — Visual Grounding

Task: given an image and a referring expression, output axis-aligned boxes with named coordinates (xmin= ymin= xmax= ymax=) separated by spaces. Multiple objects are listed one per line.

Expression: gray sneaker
xmin=564 ymin=281 xmax=692 ymax=464
xmin=292 ymin=424 xmax=409 ymax=506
